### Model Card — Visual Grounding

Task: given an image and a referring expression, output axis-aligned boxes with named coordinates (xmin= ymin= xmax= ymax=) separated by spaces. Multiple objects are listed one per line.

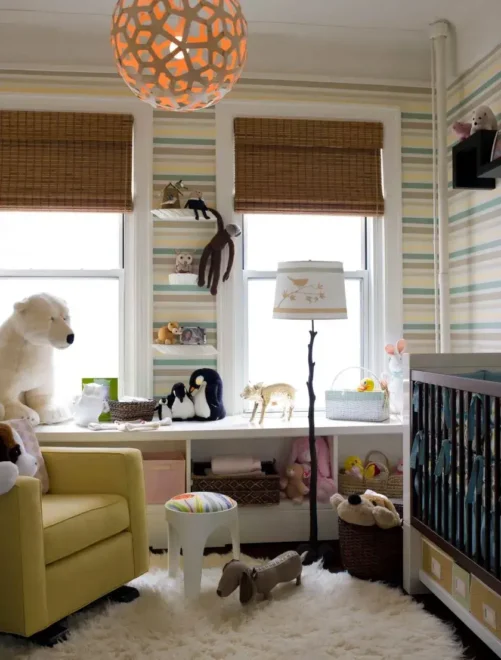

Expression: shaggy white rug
xmin=0 ymin=554 xmax=463 ymax=660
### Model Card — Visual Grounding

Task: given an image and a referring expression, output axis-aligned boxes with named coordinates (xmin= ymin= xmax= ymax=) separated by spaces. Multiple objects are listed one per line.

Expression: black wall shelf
xmin=452 ymin=129 xmax=497 ymax=190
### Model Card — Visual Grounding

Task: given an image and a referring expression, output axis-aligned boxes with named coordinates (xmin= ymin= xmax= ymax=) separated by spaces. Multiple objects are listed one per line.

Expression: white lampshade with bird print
xmin=273 ymin=261 xmax=347 ymax=321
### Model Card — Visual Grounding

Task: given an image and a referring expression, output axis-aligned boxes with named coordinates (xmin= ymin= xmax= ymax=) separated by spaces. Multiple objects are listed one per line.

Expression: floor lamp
xmin=273 ymin=261 xmax=347 ymax=564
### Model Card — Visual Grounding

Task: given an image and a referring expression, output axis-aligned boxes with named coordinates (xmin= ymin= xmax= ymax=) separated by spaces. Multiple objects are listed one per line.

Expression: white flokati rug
xmin=1 ymin=553 xmax=463 ymax=660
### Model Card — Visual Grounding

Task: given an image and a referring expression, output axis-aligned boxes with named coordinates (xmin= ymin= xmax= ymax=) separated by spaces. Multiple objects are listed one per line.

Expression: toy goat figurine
xmin=241 ymin=382 xmax=296 ymax=424
xmin=217 ymin=551 xmax=302 ymax=604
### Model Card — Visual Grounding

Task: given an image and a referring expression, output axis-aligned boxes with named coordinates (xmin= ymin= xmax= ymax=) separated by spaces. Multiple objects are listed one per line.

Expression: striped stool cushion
xmin=166 ymin=492 xmax=236 ymax=513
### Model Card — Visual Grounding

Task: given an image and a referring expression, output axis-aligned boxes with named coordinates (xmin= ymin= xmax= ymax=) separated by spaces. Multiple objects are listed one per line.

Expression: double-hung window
xmin=243 ymin=213 xmax=369 ymax=410
xmin=0 ymin=212 xmax=123 ymax=401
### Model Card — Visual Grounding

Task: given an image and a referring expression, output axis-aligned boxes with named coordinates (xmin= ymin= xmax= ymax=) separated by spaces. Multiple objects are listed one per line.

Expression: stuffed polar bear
xmin=0 ymin=293 xmax=74 ymax=426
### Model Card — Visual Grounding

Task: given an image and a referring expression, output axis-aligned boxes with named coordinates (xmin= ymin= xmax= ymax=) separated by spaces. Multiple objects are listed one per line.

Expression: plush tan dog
xmin=280 ymin=464 xmax=309 ymax=504
xmin=156 ymin=322 xmax=182 ymax=345
xmin=330 ymin=489 xmax=401 ymax=530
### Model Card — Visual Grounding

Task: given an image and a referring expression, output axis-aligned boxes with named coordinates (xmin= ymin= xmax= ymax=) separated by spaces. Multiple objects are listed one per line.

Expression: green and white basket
xmin=325 ymin=367 xmax=389 ymax=423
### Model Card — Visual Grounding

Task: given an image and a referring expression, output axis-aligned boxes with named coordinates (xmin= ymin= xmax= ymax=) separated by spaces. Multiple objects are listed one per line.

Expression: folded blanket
xmin=211 ymin=456 xmax=262 ymax=475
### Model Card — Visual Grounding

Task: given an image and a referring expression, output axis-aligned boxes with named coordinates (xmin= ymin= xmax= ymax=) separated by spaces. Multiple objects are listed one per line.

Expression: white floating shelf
xmin=153 ymin=344 xmax=218 ymax=357
xmin=152 ymin=208 xmax=216 ymax=222
xmin=168 ymin=273 xmax=198 ymax=285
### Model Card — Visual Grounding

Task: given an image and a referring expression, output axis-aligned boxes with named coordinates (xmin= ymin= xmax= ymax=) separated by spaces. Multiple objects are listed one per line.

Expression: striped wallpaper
xmin=448 ymin=43 xmax=501 ymax=352
xmin=0 ymin=68 xmax=436 ymax=396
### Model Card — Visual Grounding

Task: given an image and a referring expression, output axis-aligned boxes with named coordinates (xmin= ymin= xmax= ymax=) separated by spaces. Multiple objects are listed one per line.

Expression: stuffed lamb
xmin=72 ymin=383 xmax=109 ymax=427
xmin=0 ymin=293 xmax=74 ymax=426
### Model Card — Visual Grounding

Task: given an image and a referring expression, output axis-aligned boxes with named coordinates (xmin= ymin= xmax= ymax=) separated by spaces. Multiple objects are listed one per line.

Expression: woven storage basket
xmin=338 ymin=503 xmax=403 ymax=583
xmin=192 ymin=461 xmax=280 ymax=506
xmin=325 ymin=367 xmax=389 ymax=422
xmin=339 ymin=450 xmax=403 ymax=499
xmin=109 ymin=399 xmax=157 ymax=422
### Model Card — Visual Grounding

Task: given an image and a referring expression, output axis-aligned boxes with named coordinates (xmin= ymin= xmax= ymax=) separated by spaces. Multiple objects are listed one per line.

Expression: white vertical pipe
xmin=430 ymin=21 xmax=451 ymax=353
xmin=430 ymin=41 xmax=440 ymax=353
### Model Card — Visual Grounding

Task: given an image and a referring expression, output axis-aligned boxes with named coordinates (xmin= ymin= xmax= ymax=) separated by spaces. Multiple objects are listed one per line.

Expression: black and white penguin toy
xmin=189 ymin=368 xmax=226 ymax=421
xmin=165 ymin=382 xmax=195 ymax=421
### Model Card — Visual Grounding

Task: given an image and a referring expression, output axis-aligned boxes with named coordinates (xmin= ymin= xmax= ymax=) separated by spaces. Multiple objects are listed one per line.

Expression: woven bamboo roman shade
xmin=234 ymin=117 xmax=384 ymax=216
xmin=0 ymin=111 xmax=134 ymax=212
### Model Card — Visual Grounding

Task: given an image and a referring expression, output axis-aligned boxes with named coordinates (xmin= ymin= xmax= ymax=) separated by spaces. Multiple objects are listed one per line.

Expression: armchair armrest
xmin=42 ymin=447 xmax=149 ymax=576
xmin=0 ymin=478 xmax=48 ymax=636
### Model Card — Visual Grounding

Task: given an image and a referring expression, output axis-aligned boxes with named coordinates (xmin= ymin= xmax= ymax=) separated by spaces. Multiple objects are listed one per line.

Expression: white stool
xmin=165 ymin=492 xmax=240 ymax=598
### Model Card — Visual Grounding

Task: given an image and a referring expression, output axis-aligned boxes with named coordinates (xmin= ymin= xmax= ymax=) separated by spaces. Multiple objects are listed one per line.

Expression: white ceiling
xmin=0 ymin=0 xmax=499 ymax=82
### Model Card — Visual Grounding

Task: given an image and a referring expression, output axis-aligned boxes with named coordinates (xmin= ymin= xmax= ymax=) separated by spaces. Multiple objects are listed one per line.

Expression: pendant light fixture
xmin=111 ymin=0 xmax=248 ymax=113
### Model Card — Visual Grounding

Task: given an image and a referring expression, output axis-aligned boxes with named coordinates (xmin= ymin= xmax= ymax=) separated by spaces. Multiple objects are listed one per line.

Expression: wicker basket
xmin=339 ymin=450 xmax=403 ymax=499
xmin=325 ymin=367 xmax=389 ymax=422
xmin=109 ymin=399 xmax=157 ymax=422
xmin=338 ymin=503 xmax=403 ymax=583
xmin=192 ymin=461 xmax=280 ymax=506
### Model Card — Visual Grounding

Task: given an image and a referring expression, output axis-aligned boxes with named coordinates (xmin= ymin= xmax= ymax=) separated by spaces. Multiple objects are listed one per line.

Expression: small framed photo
xmin=180 ymin=327 xmax=207 ymax=345
xmin=82 ymin=377 xmax=118 ymax=422
xmin=491 ymin=130 xmax=501 ymax=161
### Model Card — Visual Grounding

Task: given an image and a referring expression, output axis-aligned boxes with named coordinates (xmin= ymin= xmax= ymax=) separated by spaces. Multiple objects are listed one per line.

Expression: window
xmin=0 ymin=211 xmax=123 ymax=404
xmin=244 ymin=214 xmax=369 ymax=410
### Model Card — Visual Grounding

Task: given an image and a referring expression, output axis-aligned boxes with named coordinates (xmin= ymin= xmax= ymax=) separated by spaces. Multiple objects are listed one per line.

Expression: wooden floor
xmin=204 ymin=542 xmax=498 ymax=660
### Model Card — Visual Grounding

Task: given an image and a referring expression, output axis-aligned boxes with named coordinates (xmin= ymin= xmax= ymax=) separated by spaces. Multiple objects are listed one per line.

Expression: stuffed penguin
xmin=189 ymin=368 xmax=226 ymax=421
xmin=165 ymin=382 xmax=195 ymax=421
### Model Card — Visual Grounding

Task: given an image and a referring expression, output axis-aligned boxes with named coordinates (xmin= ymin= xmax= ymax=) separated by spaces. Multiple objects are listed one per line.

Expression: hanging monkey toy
xmin=197 ymin=209 xmax=241 ymax=296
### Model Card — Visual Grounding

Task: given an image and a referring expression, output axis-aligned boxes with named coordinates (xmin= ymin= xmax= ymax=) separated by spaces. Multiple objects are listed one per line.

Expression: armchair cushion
xmin=42 ymin=494 xmax=129 ymax=565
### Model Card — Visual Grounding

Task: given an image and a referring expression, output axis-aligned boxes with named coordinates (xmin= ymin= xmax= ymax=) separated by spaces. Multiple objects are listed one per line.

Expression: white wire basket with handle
xmin=325 ymin=367 xmax=390 ymax=422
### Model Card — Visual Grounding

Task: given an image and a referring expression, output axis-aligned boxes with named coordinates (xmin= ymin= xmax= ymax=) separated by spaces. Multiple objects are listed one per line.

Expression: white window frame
xmin=215 ymin=100 xmax=403 ymax=415
xmin=0 ymin=93 xmax=153 ymax=397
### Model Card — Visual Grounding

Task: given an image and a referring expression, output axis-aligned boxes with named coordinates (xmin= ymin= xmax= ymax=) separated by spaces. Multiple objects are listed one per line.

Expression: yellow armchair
xmin=0 ymin=447 xmax=149 ymax=640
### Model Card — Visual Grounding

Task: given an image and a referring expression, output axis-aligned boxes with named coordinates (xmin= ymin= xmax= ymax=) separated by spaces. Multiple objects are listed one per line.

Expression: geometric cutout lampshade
xmin=111 ymin=0 xmax=248 ymax=113
xmin=273 ymin=261 xmax=348 ymax=321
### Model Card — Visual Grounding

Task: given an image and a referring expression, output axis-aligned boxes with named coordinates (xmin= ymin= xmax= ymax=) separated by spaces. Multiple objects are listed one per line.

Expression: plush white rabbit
xmin=384 ymin=339 xmax=407 ymax=416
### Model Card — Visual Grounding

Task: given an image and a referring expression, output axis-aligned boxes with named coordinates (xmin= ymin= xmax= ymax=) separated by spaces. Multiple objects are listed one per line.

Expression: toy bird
xmin=288 ymin=277 xmax=309 ymax=287
xmin=357 ymin=378 xmax=375 ymax=392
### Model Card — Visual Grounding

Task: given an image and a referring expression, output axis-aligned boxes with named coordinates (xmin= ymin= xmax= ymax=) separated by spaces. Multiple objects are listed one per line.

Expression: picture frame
xmin=491 ymin=130 xmax=501 ymax=161
xmin=81 ymin=377 xmax=118 ymax=422
xmin=180 ymin=327 xmax=207 ymax=345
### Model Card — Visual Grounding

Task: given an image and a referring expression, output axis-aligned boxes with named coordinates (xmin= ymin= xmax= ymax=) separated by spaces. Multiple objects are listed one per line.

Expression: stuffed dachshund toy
xmin=217 ymin=551 xmax=302 ymax=604
xmin=289 ymin=436 xmax=336 ymax=502
xmin=0 ymin=422 xmax=38 ymax=495
xmin=280 ymin=464 xmax=309 ymax=504
xmin=330 ymin=489 xmax=401 ymax=530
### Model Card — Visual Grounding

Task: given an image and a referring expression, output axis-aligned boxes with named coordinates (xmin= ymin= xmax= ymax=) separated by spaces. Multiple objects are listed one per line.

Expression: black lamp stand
xmin=297 ymin=320 xmax=336 ymax=568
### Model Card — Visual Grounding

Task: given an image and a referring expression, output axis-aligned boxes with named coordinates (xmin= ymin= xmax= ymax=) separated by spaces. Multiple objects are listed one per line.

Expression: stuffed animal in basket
xmin=280 ymin=464 xmax=309 ymax=504
xmin=0 ymin=422 xmax=38 ymax=495
xmin=217 ymin=551 xmax=302 ymax=604
xmin=330 ymin=489 xmax=401 ymax=530
xmin=289 ymin=436 xmax=336 ymax=502
xmin=156 ymin=322 xmax=182 ymax=345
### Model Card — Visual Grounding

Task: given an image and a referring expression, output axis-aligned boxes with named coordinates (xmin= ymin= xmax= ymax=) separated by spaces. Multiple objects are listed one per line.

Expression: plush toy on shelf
xmin=331 ymin=489 xmax=401 ymax=530
xmin=156 ymin=322 xmax=182 ymax=345
xmin=344 ymin=456 xmax=364 ymax=479
xmin=384 ymin=338 xmax=407 ymax=415
xmin=0 ymin=293 xmax=74 ymax=425
xmin=364 ymin=462 xmax=382 ymax=479
xmin=241 ymin=382 xmax=296 ymax=424
xmin=289 ymin=436 xmax=336 ymax=502
xmin=453 ymin=121 xmax=472 ymax=141
xmin=189 ymin=368 xmax=226 ymax=421
xmin=175 ymin=251 xmax=194 ymax=274
xmin=470 ymin=105 xmax=498 ymax=133
xmin=280 ymin=464 xmax=309 ymax=504
xmin=72 ymin=383 xmax=109 ymax=427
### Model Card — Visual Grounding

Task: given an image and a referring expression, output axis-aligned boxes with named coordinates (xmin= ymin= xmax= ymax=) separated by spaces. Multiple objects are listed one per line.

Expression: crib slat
xmin=430 ymin=385 xmax=436 ymax=532
xmin=495 ymin=398 xmax=500 ymax=579
xmin=423 ymin=383 xmax=430 ymax=525
xmin=467 ymin=392 xmax=473 ymax=558
xmin=451 ymin=389 xmax=457 ymax=549
xmin=484 ymin=395 xmax=492 ymax=573
xmin=458 ymin=390 xmax=465 ymax=553
xmin=417 ymin=383 xmax=423 ymax=521
xmin=475 ymin=395 xmax=482 ymax=566
xmin=437 ymin=386 xmax=443 ymax=538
